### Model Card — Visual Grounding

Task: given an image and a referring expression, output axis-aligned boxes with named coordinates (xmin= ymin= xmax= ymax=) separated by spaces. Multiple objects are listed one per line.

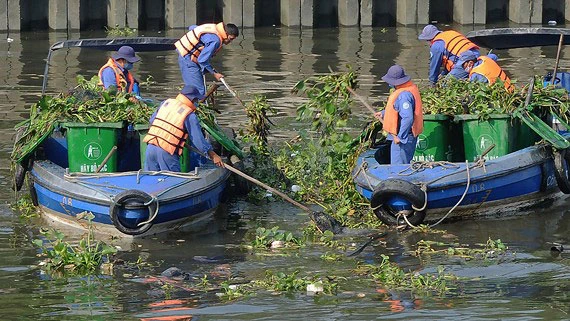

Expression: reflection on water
xmin=0 ymin=26 xmax=569 ymax=319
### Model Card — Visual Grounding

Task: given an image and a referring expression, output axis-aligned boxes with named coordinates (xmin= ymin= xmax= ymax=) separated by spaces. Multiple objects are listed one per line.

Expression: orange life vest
xmin=470 ymin=56 xmax=514 ymax=92
xmin=432 ymin=30 xmax=479 ymax=72
xmin=143 ymin=94 xmax=197 ymax=155
xmin=97 ymin=58 xmax=136 ymax=93
xmin=383 ymin=81 xmax=424 ymax=138
xmin=175 ymin=22 xmax=228 ymax=64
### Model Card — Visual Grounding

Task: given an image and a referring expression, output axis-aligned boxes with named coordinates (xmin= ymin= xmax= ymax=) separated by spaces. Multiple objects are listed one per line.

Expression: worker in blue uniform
xmin=418 ymin=24 xmax=480 ymax=85
xmin=373 ymin=65 xmax=424 ymax=165
xmin=448 ymin=52 xmax=499 ymax=80
xmin=175 ymin=22 xmax=239 ymax=96
xmin=97 ymin=46 xmax=141 ymax=95
xmin=452 ymin=51 xmax=514 ymax=92
xmin=143 ymin=85 xmax=224 ymax=172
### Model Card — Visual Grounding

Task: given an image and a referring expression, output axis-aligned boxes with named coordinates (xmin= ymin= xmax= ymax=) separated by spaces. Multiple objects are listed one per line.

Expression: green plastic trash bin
xmin=454 ymin=114 xmax=515 ymax=161
xmin=514 ymin=117 xmax=540 ymax=150
xmin=413 ymin=114 xmax=451 ymax=162
xmin=134 ymin=124 xmax=149 ymax=169
xmin=449 ymin=119 xmax=465 ymax=162
xmin=63 ymin=122 xmax=124 ymax=173
xmin=134 ymin=123 xmax=192 ymax=172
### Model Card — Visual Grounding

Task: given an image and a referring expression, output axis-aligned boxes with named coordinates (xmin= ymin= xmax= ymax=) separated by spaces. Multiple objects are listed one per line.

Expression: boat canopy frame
xmin=42 ymin=37 xmax=178 ymax=95
xmin=466 ymin=27 xmax=570 ymax=50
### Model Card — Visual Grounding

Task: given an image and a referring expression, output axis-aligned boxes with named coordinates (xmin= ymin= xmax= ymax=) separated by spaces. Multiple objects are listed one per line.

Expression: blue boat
xmin=353 ymin=28 xmax=570 ymax=227
xmin=15 ymin=38 xmax=241 ymax=237
xmin=32 ymin=156 xmax=230 ymax=237
xmin=353 ymin=141 xmax=566 ymax=226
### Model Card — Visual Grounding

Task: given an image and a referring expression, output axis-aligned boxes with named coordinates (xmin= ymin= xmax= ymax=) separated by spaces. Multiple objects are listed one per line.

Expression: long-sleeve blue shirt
xmin=386 ymin=91 xmax=415 ymax=144
xmin=429 ymin=40 xmax=479 ymax=84
xmin=428 ymin=40 xmax=447 ymax=84
xmin=150 ymin=101 xmax=213 ymax=155
xmin=188 ymin=25 xmax=222 ymax=75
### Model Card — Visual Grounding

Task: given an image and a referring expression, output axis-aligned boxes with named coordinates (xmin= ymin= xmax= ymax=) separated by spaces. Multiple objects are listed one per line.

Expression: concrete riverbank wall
xmin=0 ymin=0 xmax=569 ymax=31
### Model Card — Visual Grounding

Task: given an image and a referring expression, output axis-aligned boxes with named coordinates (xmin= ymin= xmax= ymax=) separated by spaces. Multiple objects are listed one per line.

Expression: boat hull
xmin=353 ymin=143 xmax=565 ymax=224
xmin=30 ymin=160 xmax=230 ymax=237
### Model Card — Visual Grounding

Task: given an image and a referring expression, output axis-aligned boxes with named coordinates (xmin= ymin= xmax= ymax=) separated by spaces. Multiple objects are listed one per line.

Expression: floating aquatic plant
xmin=32 ymin=212 xmax=117 ymax=276
xmin=11 ymin=75 xmax=155 ymax=163
xmin=105 ymin=25 xmax=137 ymax=37
xmin=412 ymin=238 xmax=508 ymax=261
xmin=420 ymin=76 xmax=570 ymax=120
xmin=241 ymin=94 xmax=276 ymax=155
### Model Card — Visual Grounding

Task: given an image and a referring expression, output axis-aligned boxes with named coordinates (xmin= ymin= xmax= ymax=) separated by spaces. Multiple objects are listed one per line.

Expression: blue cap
xmin=457 ymin=51 xmax=478 ymax=66
xmin=418 ymin=24 xmax=441 ymax=41
xmin=180 ymin=85 xmax=204 ymax=101
xmin=112 ymin=46 xmax=140 ymax=63
xmin=381 ymin=65 xmax=411 ymax=86
xmin=487 ymin=53 xmax=498 ymax=61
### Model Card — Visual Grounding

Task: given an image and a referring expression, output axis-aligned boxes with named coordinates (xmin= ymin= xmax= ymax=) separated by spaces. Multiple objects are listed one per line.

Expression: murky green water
xmin=0 ymin=26 xmax=569 ymax=320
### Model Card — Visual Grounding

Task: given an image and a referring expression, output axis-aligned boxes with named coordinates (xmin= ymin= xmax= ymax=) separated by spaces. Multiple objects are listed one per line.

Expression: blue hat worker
xmin=418 ymin=24 xmax=480 ymax=85
xmin=142 ymin=85 xmax=224 ymax=172
xmin=374 ymin=65 xmax=424 ymax=165
xmin=455 ymin=51 xmax=514 ymax=92
xmin=98 ymin=46 xmax=141 ymax=95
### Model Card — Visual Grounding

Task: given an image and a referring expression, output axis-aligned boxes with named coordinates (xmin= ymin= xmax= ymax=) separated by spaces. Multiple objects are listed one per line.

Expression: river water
xmin=0 ymin=25 xmax=569 ymax=320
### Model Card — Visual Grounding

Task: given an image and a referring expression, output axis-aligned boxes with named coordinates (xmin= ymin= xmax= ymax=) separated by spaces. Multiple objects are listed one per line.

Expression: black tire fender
xmin=30 ymin=183 xmax=39 ymax=207
xmin=109 ymin=190 xmax=157 ymax=236
xmin=554 ymin=149 xmax=570 ymax=194
xmin=13 ymin=163 xmax=26 ymax=192
xmin=12 ymin=157 xmax=33 ymax=192
xmin=370 ymin=179 xmax=427 ymax=226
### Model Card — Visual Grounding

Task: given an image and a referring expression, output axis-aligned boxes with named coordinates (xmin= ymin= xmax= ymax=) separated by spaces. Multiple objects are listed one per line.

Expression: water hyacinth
xmin=11 ymin=75 xmax=155 ymax=162
xmin=420 ymin=76 xmax=570 ymax=120
xmin=32 ymin=212 xmax=117 ymax=276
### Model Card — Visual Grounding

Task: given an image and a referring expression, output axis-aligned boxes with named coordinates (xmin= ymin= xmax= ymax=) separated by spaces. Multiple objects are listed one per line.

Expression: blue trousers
xmin=390 ymin=136 xmax=417 ymax=165
xmin=144 ymin=144 xmax=181 ymax=172
xmin=178 ymin=54 xmax=206 ymax=96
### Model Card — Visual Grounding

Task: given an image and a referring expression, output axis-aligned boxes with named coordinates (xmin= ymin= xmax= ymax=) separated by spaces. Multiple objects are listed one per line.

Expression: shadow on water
xmin=0 ymin=26 xmax=569 ymax=319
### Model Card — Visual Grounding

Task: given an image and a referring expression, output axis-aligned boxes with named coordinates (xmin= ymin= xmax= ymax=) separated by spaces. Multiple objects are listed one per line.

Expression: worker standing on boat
xmin=418 ymin=25 xmax=479 ymax=85
xmin=454 ymin=51 xmax=514 ymax=92
xmin=143 ymin=85 xmax=224 ymax=172
xmin=98 ymin=46 xmax=141 ymax=94
xmin=175 ymin=22 xmax=239 ymax=96
xmin=374 ymin=65 xmax=423 ymax=165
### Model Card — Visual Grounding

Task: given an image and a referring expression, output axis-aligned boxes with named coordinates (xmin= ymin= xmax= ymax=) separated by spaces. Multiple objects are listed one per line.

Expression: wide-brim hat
xmin=418 ymin=24 xmax=441 ymax=41
xmin=112 ymin=46 xmax=140 ymax=63
xmin=382 ymin=65 xmax=411 ymax=86
xmin=180 ymin=85 xmax=204 ymax=101
xmin=457 ymin=51 xmax=478 ymax=66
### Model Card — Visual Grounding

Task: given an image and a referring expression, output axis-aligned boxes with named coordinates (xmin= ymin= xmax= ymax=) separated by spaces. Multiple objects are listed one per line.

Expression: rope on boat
xmin=137 ymin=196 xmax=160 ymax=227
xmin=398 ymin=161 xmax=459 ymax=176
xmin=353 ymin=161 xmax=376 ymax=192
xmin=396 ymin=157 xmax=490 ymax=228
xmin=63 ymin=169 xmax=201 ymax=199
xmin=412 ymin=185 xmax=428 ymax=212
xmin=429 ymin=160 xmax=472 ymax=228
xmin=64 ymin=170 xmax=200 ymax=181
